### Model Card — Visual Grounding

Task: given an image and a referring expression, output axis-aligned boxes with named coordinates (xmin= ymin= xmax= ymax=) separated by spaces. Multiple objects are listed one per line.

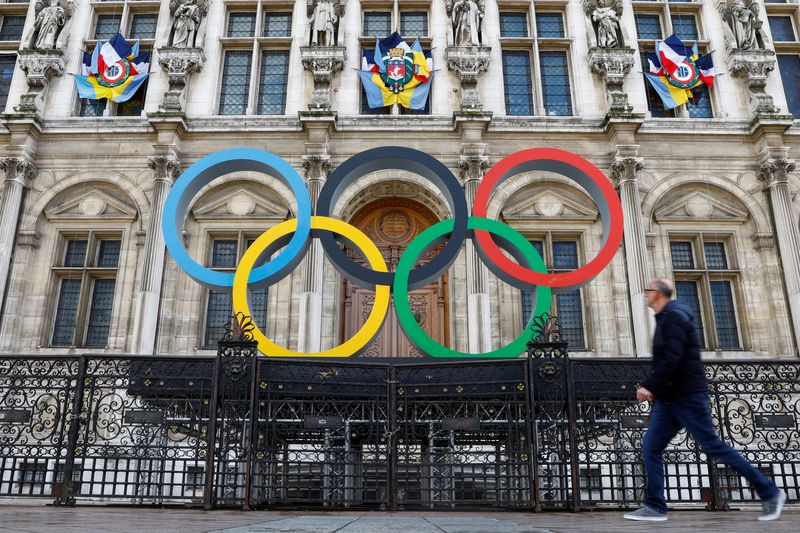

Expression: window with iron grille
xmin=0 ymin=54 xmax=16 ymax=111
xmin=51 ymin=234 xmax=121 ymax=348
xmin=94 ymin=14 xmax=122 ymax=40
xmin=635 ymin=14 xmax=662 ymax=40
xmin=264 ymin=12 xmax=292 ymax=37
xmin=257 ymin=50 xmax=289 ymax=114
xmin=499 ymin=12 xmax=528 ymax=37
xmin=540 ymin=51 xmax=572 ymax=116
xmin=536 ymin=13 xmax=564 ymax=38
xmin=0 ymin=15 xmax=25 ymax=41
xmin=228 ymin=12 xmax=256 ymax=37
xmin=502 ymin=51 xmax=534 ymax=116
xmin=130 ymin=13 xmax=157 ymax=40
xmin=671 ymin=237 xmax=741 ymax=350
xmin=671 ymin=14 xmax=698 ymax=40
xmin=400 ymin=11 xmax=427 ymax=36
xmin=219 ymin=51 xmax=252 ymax=115
xmin=521 ymin=238 xmax=587 ymax=350
xmin=364 ymin=11 xmax=391 ymax=36
xmin=204 ymin=237 xmax=268 ymax=348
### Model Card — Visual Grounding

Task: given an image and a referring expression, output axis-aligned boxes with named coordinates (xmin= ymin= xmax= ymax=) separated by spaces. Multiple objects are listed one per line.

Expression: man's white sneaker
xmin=758 ymin=490 xmax=787 ymax=521
xmin=623 ymin=506 xmax=668 ymax=522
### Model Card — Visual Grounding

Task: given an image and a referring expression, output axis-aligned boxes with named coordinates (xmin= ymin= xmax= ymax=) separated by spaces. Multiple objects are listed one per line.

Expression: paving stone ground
xmin=0 ymin=503 xmax=798 ymax=533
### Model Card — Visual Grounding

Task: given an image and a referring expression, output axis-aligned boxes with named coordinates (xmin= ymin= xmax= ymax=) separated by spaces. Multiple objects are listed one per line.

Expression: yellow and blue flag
xmin=644 ymin=34 xmax=715 ymax=109
xmin=75 ymin=34 xmax=150 ymax=103
xmin=359 ymin=32 xmax=432 ymax=110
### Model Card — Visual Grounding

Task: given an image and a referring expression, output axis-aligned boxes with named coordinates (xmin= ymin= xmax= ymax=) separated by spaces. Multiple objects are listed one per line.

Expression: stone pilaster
xmin=0 ymin=157 xmax=36 ymax=314
xmin=758 ymin=148 xmax=800 ymax=355
xmin=610 ymin=146 xmax=651 ymax=357
xmin=460 ymin=152 xmax=492 ymax=353
xmin=297 ymin=154 xmax=332 ymax=353
xmin=131 ymin=155 xmax=181 ymax=354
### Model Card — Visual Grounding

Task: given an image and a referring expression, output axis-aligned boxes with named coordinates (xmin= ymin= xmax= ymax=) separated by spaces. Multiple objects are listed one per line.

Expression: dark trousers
xmin=643 ymin=391 xmax=778 ymax=513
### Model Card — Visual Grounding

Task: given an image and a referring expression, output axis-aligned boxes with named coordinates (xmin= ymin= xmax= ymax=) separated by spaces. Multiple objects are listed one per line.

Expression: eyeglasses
xmin=644 ymin=289 xmax=659 ymax=293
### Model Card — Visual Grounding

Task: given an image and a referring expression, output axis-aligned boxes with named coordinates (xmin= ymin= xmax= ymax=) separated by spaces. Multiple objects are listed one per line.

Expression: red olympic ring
xmin=472 ymin=148 xmax=624 ymax=289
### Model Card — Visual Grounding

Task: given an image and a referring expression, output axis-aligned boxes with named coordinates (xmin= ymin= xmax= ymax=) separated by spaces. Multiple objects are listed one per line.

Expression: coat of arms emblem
xmin=380 ymin=47 xmax=415 ymax=94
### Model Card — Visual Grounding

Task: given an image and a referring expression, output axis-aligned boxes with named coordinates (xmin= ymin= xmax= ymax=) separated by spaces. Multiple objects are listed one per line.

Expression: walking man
xmin=624 ymin=278 xmax=786 ymax=522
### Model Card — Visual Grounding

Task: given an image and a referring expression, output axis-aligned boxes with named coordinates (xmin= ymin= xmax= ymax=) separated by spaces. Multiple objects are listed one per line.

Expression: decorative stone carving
xmin=610 ymin=155 xmax=644 ymax=186
xmin=24 ymin=0 xmax=76 ymax=51
xmin=308 ymin=0 xmax=344 ymax=47
xmin=169 ymin=0 xmax=209 ymax=49
xmin=728 ymin=49 xmax=780 ymax=115
xmin=583 ymin=0 xmax=624 ymax=49
xmin=446 ymin=46 xmax=491 ymax=111
xmin=459 ymin=154 xmax=489 ymax=183
xmin=300 ymin=47 xmax=345 ymax=111
xmin=588 ymin=47 xmax=636 ymax=114
xmin=446 ymin=0 xmax=484 ymax=46
xmin=147 ymin=155 xmax=182 ymax=182
xmin=14 ymin=49 xmax=66 ymax=114
xmin=0 ymin=157 xmax=37 ymax=185
xmin=157 ymin=47 xmax=205 ymax=113
xmin=718 ymin=0 xmax=766 ymax=51
xmin=758 ymin=153 xmax=796 ymax=187
xmin=302 ymin=154 xmax=333 ymax=181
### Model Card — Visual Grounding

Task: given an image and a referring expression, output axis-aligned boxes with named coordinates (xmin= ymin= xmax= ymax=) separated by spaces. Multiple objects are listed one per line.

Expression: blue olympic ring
xmin=162 ymin=148 xmax=312 ymax=291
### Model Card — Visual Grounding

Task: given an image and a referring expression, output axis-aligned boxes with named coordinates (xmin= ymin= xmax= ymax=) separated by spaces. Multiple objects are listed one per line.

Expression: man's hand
xmin=636 ymin=387 xmax=654 ymax=403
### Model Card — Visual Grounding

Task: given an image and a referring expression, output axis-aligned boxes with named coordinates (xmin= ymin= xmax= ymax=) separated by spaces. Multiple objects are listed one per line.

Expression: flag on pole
xmin=645 ymin=34 xmax=715 ymax=109
xmin=74 ymin=34 xmax=150 ymax=103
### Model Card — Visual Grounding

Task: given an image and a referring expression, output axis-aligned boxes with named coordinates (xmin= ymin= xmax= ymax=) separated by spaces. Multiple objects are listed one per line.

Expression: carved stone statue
xmin=24 ymin=0 xmax=75 ymax=51
xmin=447 ymin=0 xmax=484 ymax=46
xmin=719 ymin=0 xmax=764 ymax=50
xmin=309 ymin=0 xmax=340 ymax=47
xmin=169 ymin=0 xmax=209 ymax=48
xmin=587 ymin=0 xmax=623 ymax=49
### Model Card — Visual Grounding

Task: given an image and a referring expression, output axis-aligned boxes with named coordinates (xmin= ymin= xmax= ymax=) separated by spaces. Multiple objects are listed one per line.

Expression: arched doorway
xmin=342 ymin=198 xmax=448 ymax=357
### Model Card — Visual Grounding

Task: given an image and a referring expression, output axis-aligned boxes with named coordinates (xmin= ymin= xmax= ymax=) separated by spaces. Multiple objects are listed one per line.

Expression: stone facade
xmin=0 ymin=0 xmax=797 ymax=359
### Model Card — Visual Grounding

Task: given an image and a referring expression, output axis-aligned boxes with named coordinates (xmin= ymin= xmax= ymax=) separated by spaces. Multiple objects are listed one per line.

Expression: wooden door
xmin=342 ymin=199 xmax=448 ymax=357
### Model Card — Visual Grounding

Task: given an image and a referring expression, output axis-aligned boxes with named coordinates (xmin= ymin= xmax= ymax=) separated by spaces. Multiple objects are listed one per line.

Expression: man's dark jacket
xmin=642 ymin=299 xmax=708 ymax=401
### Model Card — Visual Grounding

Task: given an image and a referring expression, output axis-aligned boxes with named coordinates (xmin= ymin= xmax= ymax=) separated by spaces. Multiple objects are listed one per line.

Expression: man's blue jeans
xmin=643 ymin=391 xmax=779 ymax=513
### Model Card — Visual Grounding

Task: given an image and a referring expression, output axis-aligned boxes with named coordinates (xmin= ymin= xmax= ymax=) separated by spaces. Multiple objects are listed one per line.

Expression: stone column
xmin=131 ymin=155 xmax=181 ymax=354
xmin=297 ymin=154 xmax=332 ymax=353
xmin=460 ymin=154 xmax=492 ymax=352
xmin=611 ymin=147 xmax=651 ymax=357
xmin=758 ymin=149 xmax=800 ymax=355
xmin=0 ymin=158 xmax=35 ymax=313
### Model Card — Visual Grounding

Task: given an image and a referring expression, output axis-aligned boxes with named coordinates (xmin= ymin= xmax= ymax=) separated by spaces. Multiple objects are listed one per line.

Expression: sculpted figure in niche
xmin=170 ymin=0 xmax=208 ymax=48
xmin=310 ymin=0 xmax=340 ymax=46
xmin=448 ymin=0 xmax=484 ymax=46
xmin=590 ymin=0 xmax=623 ymax=48
xmin=719 ymin=0 xmax=763 ymax=50
xmin=31 ymin=0 xmax=67 ymax=50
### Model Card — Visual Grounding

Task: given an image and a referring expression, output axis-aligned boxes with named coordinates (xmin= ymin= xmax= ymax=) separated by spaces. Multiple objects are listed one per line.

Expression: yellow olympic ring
xmin=232 ymin=216 xmax=390 ymax=357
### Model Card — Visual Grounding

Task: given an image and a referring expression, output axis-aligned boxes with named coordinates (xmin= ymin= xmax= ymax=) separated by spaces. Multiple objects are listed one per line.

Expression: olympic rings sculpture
xmin=162 ymin=146 xmax=624 ymax=358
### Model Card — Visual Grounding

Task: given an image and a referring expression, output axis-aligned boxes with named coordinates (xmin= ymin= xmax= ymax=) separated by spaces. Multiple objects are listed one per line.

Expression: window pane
xmin=502 ymin=51 xmax=533 ymax=116
xmin=671 ymin=14 xmax=698 ymax=41
xmin=116 ymin=77 xmax=147 ymax=117
xmin=556 ymin=290 xmax=585 ymax=350
xmin=400 ymin=12 xmax=427 ymax=36
xmin=0 ymin=54 xmax=15 ymax=110
xmin=704 ymin=242 xmax=728 ymax=270
xmin=675 ymin=280 xmax=705 ymax=348
xmin=670 ymin=242 xmax=694 ymax=269
xmin=52 ymin=279 xmax=81 ymax=347
xmin=257 ymin=50 xmax=289 ymax=115
xmin=0 ymin=15 xmax=25 ymax=41
xmin=536 ymin=13 xmax=564 ymax=38
xmin=522 ymin=240 xmax=546 ymax=326
xmin=95 ymin=14 xmax=121 ymax=40
xmin=85 ymin=278 xmax=115 ymax=347
xmin=97 ymin=240 xmax=121 ymax=268
xmin=212 ymin=240 xmax=237 ymax=268
xmin=364 ymin=12 xmax=391 ymax=37
xmin=641 ymin=53 xmax=675 ymax=118
xmin=500 ymin=13 xmax=527 ymax=37
xmin=532 ymin=240 xmax=544 ymax=260
xmin=710 ymin=280 xmax=740 ymax=349
xmin=249 ymin=287 xmax=268 ymax=330
xmin=130 ymin=14 xmax=157 ymax=40
xmin=777 ymin=55 xmax=800 ymax=118
xmin=65 ymin=240 xmax=88 ymax=267
xmin=635 ymin=15 xmax=662 ymax=40
xmin=553 ymin=241 xmax=578 ymax=270
xmin=264 ymin=12 xmax=292 ymax=37
xmin=205 ymin=291 xmax=232 ymax=347
xmin=540 ymin=51 xmax=572 ymax=116
xmin=219 ymin=51 xmax=251 ymax=115
xmin=687 ymin=83 xmax=712 ymax=118
xmin=79 ymin=98 xmax=106 ymax=117
xmin=228 ymin=12 xmax=256 ymax=37
xmin=769 ymin=16 xmax=796 ymax=42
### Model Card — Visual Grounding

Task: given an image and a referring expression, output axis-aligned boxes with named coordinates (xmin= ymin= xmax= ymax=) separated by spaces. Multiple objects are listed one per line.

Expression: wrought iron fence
xmin=0 ymin=317 xmax=798 ymax=510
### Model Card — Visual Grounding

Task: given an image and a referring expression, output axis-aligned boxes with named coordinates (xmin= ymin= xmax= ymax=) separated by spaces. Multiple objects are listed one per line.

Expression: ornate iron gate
xmin=1 ymin=319 xmax=799 ymax=510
